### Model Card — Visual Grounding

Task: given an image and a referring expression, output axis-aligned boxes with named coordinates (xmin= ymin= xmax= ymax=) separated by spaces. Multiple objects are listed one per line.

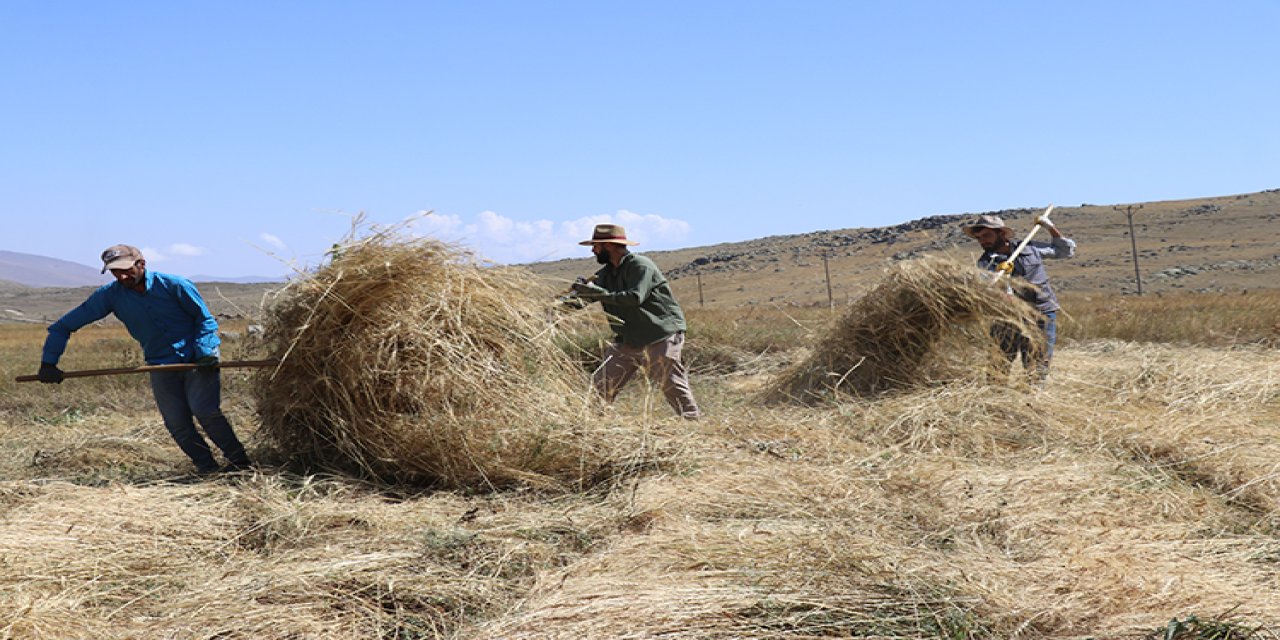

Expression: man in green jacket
xmin=571 ymin=224 xmax=702 ymax=419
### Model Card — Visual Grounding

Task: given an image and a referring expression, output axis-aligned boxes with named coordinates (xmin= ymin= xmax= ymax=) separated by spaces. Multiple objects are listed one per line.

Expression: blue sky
xmin=2 ymin=1 xmax=1276 ymax=279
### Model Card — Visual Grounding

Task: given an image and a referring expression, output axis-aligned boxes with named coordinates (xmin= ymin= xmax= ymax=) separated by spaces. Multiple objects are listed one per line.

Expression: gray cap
xmin=100 ymin=244 xmax=144 ymax=273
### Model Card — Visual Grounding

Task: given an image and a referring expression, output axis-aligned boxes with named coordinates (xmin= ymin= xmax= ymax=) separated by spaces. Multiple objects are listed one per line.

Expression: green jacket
xmin=592 ymin=253 xmax=687 ymax=346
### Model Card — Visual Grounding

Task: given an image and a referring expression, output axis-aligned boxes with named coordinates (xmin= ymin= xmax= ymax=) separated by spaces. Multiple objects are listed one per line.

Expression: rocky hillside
xmin=3 ymin=190 xmax=1277 ymax=323
xmin=527 ymin=189 xmax=1280 ymax=307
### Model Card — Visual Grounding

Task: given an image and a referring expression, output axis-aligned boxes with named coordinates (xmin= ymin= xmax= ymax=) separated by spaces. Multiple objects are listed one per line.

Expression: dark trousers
xmin=993 ymin=311 xmax=1057 ymax=380
xmin=150 ymin=369 xmax=250 ymax=471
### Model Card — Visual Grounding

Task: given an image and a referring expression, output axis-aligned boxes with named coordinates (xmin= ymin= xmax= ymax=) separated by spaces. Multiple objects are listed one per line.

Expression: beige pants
xmin=594 ymin=332 xmax=701 ymax=419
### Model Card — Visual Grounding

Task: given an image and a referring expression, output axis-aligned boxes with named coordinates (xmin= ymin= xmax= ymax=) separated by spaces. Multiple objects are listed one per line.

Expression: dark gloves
xmin=558 ymin=296 xmax=588 ymax=311
xmin=38 ymin=362 xmax=64 ymax=384
xmin=195 ymin=355 xmax=219 ymax=368
xmin=571 ymin=280 xmax=607 ymax=301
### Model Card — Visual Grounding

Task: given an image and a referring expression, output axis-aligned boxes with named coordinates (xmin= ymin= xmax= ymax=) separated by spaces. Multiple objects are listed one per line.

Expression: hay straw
xmin=9 ymin=275 xmax=1280 ymax=638
xmin=768 ymin=256 xmax=1045 ymax=402
xmin=0 ymin=476 xmax=593 ymax=639
xmin=254 ymin=223 xmax=609 ymax=490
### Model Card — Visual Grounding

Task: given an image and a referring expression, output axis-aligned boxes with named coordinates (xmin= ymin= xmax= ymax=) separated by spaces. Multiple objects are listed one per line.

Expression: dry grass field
xmin=2 ymin=277 xmax=1279 ymax=638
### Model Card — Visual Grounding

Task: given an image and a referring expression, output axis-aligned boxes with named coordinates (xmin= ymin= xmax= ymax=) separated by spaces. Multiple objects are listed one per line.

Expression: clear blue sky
xmin=3 ymin=1 xmax=1276 ymax=279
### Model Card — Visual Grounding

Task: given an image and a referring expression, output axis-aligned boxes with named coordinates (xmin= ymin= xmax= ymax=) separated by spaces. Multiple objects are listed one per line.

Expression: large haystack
xmin=769 ymin=256 xmax=1044 ymax=402
xmin=254 ymin=227 xmax=605 ymax=489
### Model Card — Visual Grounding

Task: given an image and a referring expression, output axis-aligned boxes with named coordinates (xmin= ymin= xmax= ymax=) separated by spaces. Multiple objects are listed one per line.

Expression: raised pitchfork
xmin=994 ymin=204 xmax=1056 ymax=279
xmin=15 ymin=359 xmax=282 ymax=383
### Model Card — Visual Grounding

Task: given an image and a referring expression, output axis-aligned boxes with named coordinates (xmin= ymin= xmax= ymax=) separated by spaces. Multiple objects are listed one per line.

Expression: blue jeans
xmin=150 ymin=368 xmax=250 ymax=471
xmin=1041 ymin=312 xmax=1057 ymax=364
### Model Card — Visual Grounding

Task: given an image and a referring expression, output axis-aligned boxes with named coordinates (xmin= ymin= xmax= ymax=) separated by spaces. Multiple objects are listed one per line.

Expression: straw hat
xmin=579 ymin=223 xmax=639 ymax=246
xmin=961 ymin=215 xmax=1015 ymax=239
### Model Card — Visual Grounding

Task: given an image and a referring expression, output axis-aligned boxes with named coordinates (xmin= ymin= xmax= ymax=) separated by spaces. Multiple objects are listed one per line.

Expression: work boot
xmin=220 ymin=459 xmax=255 ymax=473
xmin=194 ymin=462 xmax=221 ymax=475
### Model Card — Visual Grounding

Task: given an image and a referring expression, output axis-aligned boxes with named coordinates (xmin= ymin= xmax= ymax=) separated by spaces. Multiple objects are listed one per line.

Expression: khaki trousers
xmin=594 ymin=332 xmax=701 ymax=419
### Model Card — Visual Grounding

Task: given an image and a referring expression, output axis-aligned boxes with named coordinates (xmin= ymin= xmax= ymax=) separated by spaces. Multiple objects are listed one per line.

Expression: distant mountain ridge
xmin=0 ymin=250 xmax=284 ymax=288
xmin=188 ymin=274 xmax=284 ymax=284
xmin=0 ymin=251 xmax=105 ymax=288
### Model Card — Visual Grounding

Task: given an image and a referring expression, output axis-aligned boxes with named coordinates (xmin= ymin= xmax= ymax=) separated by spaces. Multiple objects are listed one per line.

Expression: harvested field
xmin=2 ymin=289 xmax=1279 ymax=638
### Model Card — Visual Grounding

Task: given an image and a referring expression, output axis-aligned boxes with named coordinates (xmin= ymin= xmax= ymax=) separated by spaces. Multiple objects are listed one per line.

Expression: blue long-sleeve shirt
xmin=42 ymin=270 xmax=221 ymax=365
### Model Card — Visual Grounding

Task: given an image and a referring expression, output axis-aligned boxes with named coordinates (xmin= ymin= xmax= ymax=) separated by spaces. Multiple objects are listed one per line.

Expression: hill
xmin=524 ymin=189 xmax=1280 ymax=307
xmin=2 ymin=189 xmax=1277 ymax=325
xmin=0 ymin=250 xmax=106 ymax=288
xmin=0 ymin=251 xmax=283 ymax=290
xmin=189 ymin=274 xmax=284 ymax=285
xmin=0 ymin=280 xmax=279 ymax=325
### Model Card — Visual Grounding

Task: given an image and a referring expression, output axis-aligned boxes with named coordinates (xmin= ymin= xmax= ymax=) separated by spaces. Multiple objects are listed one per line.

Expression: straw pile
xmin=768 ymin=256 xmax=1044 ymax=402
xmin=254 ymin=226 xmax=606 ymax=489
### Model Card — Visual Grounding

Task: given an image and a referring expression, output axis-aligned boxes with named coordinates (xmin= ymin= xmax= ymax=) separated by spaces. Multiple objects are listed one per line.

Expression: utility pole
xmin=696 ymin=272 xmax=705 ymax=307
xmin=1114 ymin=204 xmax=1145 ymax=295
xmin=822 ymin=252 xmax=834 ymax=308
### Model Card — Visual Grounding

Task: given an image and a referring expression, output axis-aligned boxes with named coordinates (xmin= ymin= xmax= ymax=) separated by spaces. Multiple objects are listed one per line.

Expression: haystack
xmin=768 ymin=255 xmax=1044 ymax=402
xmin=253 ymin=226 xmax=606 ymax=489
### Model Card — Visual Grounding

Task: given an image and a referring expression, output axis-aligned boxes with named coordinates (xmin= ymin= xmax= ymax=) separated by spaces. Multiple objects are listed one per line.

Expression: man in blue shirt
xmin=36 ymin=245 xmax=253 ymax=475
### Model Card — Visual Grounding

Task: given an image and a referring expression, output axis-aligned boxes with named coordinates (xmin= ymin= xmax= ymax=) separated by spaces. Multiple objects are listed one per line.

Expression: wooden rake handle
xmin=996 ymin=204 xmax=1056 ymax=277
xmin=15 ymin=359 xmax=282 ymax=383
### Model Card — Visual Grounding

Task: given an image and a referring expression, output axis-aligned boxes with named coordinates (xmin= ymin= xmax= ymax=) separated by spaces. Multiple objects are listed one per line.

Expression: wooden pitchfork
xmin=15 ymin=359 xmax=282 ymax=383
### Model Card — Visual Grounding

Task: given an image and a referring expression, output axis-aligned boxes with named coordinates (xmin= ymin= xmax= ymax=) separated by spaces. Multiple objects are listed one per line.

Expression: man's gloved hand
xmin=195 ymin=355 xmax=219 ymax=368
xmin=37 ymin=362 xmax=64 ymax=384
xmin=571 ymin=281 xmax=607 ymax=300
xmin=558 ymin=296 xmax=588 ymax=311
